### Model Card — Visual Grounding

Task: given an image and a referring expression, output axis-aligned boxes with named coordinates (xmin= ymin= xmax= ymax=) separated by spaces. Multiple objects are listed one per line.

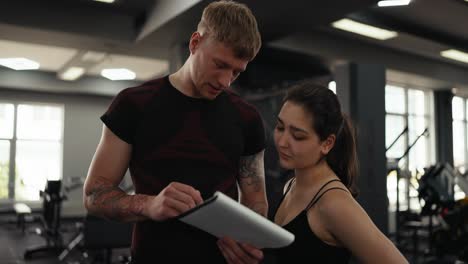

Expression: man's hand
xmin=143 ymin=182 xmax=203 ymax=221
xmin=217 ymin=237 xmax=263 ymax=264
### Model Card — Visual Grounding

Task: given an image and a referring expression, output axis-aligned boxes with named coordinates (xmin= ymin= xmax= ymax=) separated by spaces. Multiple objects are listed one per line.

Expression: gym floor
xmin=0 ymin=215 xmax=130 ymax=264
xmin=1 ymin=218 xmax=64 ymax=263
xmin=0 ymin=213 xmax=459 ymax=264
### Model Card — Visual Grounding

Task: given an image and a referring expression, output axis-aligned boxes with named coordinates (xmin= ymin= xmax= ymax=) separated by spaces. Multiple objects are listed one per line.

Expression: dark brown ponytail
xmin=326 ymin=113 xmax=358 ymax=196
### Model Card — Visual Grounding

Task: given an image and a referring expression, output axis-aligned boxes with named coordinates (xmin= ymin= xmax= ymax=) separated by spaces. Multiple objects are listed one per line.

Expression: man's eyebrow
xmin=214 ymin=58 xmax=245 ymax=73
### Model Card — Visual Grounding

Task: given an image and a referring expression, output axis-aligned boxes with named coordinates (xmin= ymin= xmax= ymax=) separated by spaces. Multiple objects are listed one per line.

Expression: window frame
xmin=385 ymin=84 xmax=435 ymax=171
xmin=452 ymin=96 xmax=468 ymax=170
xmin=385 ymin=84 xmax=435 ymax=213
xmin=0 ymin=100 xmax=64 ymax=202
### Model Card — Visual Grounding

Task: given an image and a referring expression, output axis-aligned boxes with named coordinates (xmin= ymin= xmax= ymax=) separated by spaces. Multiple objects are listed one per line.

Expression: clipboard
xmin=178 ymin=191 xmax=295 ymax=248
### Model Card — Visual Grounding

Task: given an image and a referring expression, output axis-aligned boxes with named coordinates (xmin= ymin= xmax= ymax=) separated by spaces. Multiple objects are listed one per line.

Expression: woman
xmin=272 ymin=81 xmax=407 ymax=263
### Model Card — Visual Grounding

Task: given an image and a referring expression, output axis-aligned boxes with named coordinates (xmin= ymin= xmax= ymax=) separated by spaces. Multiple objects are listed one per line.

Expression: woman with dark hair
xmin=272 ymin=81 xmax=407 ymax=263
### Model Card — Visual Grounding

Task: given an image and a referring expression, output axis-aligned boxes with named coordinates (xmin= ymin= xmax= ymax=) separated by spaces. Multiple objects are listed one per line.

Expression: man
xmin=83 ymin=1 xmax=268 ymax=263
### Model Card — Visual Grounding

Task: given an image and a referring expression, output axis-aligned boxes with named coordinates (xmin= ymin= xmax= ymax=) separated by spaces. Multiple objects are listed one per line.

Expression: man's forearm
xmin=238 ymin=150 xmax=269 ymax=217
xmin=84 ymin=181 xmax=150 ymax=222
xmin=242 ymin=199 xmax=268 ymax=217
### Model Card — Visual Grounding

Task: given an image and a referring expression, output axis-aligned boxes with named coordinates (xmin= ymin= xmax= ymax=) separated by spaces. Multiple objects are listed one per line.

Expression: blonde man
xmin=84 ymin=1 xmax=267 ymax=263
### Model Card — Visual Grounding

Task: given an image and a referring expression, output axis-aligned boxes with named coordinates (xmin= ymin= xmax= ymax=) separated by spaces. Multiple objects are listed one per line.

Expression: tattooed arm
xmin=84 ymin=125 xmax=202 ymax=222
xmin=83 ymin=125 xmax=150 ymax=222
xmin=218 ymin=150 xmax=268 ymax=262
xmin=238 ymin=150 xmax=268 ymax=217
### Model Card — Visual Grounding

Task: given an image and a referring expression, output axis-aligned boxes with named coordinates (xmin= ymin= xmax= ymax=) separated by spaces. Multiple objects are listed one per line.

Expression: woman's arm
xmin=317 ymin=191 xmax=408 ymax=264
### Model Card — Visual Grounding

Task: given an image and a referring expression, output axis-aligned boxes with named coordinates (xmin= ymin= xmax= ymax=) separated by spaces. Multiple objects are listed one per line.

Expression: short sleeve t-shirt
xmin=101 ymin=76 xmax=265 ymax=262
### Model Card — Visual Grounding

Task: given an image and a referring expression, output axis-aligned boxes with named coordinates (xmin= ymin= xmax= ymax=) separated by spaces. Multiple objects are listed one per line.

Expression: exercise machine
xmin=59 ymin=214 xmax=133 ymax=264
xmin=418 ymin=163 xmax=468 ymax=263
xmin=24 ymin=180 xmax=66 ymax=259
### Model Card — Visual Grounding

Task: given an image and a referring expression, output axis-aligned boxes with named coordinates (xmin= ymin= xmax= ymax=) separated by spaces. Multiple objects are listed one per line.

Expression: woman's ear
xmin=321 ymin=134 xmax=336 ymax=155
xmin=189 ymin=32 xmax=202 ymax=54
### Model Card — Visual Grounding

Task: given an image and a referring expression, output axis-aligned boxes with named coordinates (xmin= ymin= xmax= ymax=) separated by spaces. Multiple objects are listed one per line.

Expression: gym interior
xmin=0 ymin=0 xmax=467 ymax=263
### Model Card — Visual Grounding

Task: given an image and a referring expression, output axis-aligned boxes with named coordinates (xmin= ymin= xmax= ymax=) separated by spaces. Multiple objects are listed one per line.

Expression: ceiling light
xmin=101 ymin=68 xmax=136 ymax=81
xmin=377 ymin=0 xmax=411 ymax=7
xmin=440 ymin=49 xmax=468 ymax=64
xmin=332 ymin=18 xmax=398 ymax=40
xmin=94 ymin=0 xmax=115 ymax=3
xmin=0 ymin=58 xmax=40 ymax=70
xmin=58 ymin=67 xmax=85 ymax=81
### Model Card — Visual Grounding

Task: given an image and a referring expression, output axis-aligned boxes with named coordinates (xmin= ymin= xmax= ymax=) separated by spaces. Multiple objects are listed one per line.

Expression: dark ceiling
xmin=350 ymin=0 xmax=468 ymax=64
xmin=0 ymin=0 xmax=379 ymax=59
xmin=0 ymin=0 xmax=467 ymax=94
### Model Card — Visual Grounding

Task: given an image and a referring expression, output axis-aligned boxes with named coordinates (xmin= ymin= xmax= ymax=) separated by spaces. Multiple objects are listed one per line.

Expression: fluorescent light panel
xmin=378 ymin=0 xmax=411 ymax=7
xmin=101 ymin=68 xmax=136 ymax=81
xmin=94 ymin=0 xmax=115 ymax=3
xmin=440 ymin=49 xmax=468 ymax=64
xmin=59 ymin=67 xmax=85 ymax=81
xmin=332 ymin=18 xmax=398 ymax=40
xmin=0 ymin=57 xmax=40 ymax=70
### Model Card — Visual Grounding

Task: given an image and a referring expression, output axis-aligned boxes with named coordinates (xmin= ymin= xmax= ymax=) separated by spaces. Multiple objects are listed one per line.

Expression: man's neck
xmin=169 ymin=65 xmax=196 ymax=97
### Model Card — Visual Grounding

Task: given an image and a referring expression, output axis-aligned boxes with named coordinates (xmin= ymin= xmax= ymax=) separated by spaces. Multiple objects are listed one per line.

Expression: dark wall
xmin=234 ymin=47 xmax=331 ymax=219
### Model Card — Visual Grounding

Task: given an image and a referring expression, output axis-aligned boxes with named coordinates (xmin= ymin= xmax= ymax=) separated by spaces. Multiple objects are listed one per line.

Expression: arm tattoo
xmin=85 ymin=178 xmax=147 ymax=222
xmin=239 ymin=151 xmax=268 ymax=217
xmin=238 ymin=151 xmax=265 ymax=192
xmin=87 ymin=185 xmax=122 ymax=206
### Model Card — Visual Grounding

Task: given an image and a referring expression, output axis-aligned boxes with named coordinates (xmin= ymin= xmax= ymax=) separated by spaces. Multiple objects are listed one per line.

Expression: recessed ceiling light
xmin=0 ymin=58 xmax=40 ymax=70
xmin=332 ymin=18 xmax=398 ymax=40
xmin=101 ymin=68 xmax=136 ymax=81
xmin=377 ymin=0 xmax=411 ymax=7
xmin=94 ymin=0 xmax=115 ymax=3
xmin=440 ymin=49 xmax=468 ymax=64
xmin=58 ymin=67 xmax=85 ymax=81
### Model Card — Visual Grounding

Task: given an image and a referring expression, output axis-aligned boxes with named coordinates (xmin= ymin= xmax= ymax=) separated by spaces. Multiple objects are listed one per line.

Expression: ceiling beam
xmin=136 ymin=0 xmax=380 ymax=51
xmin=0 ymin=68 xmax=140 ymax=96
xmin=0 ymin=0 xmax=136 ymax=42
xmin=349 ymin=12 xmax=468 ymax=54
xmin=137 ymin=0 xmax=204 ymax=41
xmin=270 ymin=30 xmax=468 ymax=87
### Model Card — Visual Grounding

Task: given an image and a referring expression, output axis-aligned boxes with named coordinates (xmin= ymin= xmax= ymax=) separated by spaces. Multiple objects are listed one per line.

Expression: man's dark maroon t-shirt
xmin=101 ymin=76 xmax=265 ymax=262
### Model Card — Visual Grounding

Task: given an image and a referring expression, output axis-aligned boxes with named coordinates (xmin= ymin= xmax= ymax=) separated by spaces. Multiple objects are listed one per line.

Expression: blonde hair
xmin=197 ymin=0 xmax=261 ymax=61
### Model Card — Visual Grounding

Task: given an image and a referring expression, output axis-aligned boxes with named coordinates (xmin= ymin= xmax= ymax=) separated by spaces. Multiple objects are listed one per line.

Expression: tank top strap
xmin=284 ymin=177 xmax=295 ymax=195
xmin=275 ymin=177 xmax=296 ymax=213
xmin=305 ymin=179 xmax=344 ymax=211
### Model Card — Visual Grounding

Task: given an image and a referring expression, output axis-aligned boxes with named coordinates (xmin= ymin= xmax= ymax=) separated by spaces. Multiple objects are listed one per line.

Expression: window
xmin=453 ymin=96 xmax=466 ymax=170
xmin=0 ymin=102 xmax=64 ymax=201
xmin=452 ymin=96 xmax=467 ymax=200
xmin=385 ymin=85 xmax=434 ymax=212
xmin=0 ymin=103 xmax=14 ymax=199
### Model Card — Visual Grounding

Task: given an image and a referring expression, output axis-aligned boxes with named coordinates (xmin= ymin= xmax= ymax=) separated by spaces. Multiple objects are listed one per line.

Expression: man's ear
xmin=189 ymin=32 xmax=203 ymax=54
xmin=321 ymin=134 xmax=336 ymax=156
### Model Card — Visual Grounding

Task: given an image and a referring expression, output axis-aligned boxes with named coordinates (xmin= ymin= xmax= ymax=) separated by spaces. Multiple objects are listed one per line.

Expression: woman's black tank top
xmin=271 ymin=178 xmax=351 ymax=263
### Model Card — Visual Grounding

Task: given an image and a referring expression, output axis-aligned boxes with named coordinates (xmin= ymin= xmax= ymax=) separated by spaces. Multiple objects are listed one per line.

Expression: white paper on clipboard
xmin=178 ymin=191 xmax=294 ymax=248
